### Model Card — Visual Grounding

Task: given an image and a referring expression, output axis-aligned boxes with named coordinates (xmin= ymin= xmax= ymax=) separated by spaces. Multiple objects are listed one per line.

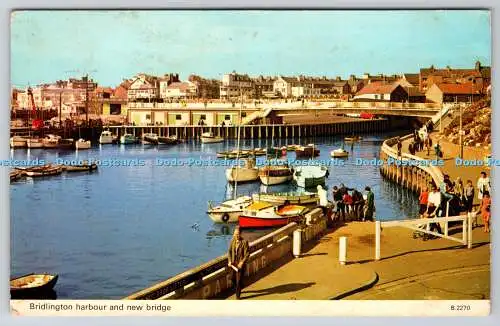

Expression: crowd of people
xmin=419 ymin=171 xmax=491 ymax=234
xmin=330 ymin=184 xmax=375 ymax=223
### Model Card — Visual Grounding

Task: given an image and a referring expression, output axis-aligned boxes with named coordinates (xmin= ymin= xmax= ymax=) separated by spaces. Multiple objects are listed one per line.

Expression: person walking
xmin=477 ymin=171 xmax=491 ymax=201
xmin=480 ymin=191 xmax=491 ymax=233
xmin=427 ymin=185 xmax=442 ymax=235
xmin=363 ymin=186 xmax=375 ymax=221
xmin=227 ymin=226 xmax=250 ymax=299
xmin=343 ymin=191 xmax=354 ymax=220
xmin=464 ymin=179 xmax=476 ymax=226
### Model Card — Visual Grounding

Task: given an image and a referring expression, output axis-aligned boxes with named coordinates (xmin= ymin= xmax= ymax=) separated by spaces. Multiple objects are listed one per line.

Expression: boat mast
xmin=233 ymin=86 xmax=243 ymax=199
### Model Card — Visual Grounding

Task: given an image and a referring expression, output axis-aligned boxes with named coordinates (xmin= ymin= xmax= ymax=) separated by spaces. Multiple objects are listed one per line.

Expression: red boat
xmin=239 ymin=202 xmax=308 ymax=229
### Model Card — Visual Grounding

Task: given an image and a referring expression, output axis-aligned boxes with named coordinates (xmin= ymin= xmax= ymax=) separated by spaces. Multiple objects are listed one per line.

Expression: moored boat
xmin=225 ymin=157 xmax=259 ymax=182
xmin=251 ymin=191 xmax=319 ymax=206
xmin=10 ymin=136 xmax=28 ymax=148
xmin=57 ymin=138 xmax=75 ymax=150
xmin=120 ymin=134 xmax=137 ymax=145
xmin=99 ymin=130 xmax=115 ymax=144
xmin=42 ymin=134 xmax=61 ymax=149
xmin=25 ymin=166 xmax=63 ymax=177
xmin=331 ymin=148 xmax=349 ymax=158
xmin=239 ymin=202 xmax=309 ymax=229
xmin=293 ymin=165 xmax=328 ymax=189
xmin=295 ymin=144 xmax=320 ymax=158
xmin=158 ymin=135 xmax=179 ymax=145
xmin=10 ymin=170 xmax=23 ymax=182
xmin=345 ymin=136 xmax=362 ymax=142
xmin=75 ymin=138 xmax=91 ymax=150
xmin=142 ymin=133 xmax=159 ymax=145
xmin=258 ymin=165 xmax=293 ymax=185
xmin=27 ymin=138 xmax=44 ymax=149
xmin=207 ymin=195 xmax=253 ymax=223
xmin=10 ymin=273 xmax=58 ymax=298
xmin=201 ymin=132 xmax=224 ymax=144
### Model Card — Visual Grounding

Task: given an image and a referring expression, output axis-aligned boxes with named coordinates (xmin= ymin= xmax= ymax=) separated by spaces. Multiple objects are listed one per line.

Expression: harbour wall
xmin=124 ymin=208 xmax=327 ymax=300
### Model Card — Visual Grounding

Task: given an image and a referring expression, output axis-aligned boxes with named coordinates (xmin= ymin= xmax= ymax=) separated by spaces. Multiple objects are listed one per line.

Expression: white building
xmin=127 ymin=74 xmax=159 ymax=101
xmin=291 ymin=85 xmax=320 ymax=98
xmin=160 ymin=81 xmax=197 ymax=99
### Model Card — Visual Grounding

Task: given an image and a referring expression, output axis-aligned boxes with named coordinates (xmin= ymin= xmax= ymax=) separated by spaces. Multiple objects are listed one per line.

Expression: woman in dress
xmin=480 ymin=191 xmax=491 ymax=233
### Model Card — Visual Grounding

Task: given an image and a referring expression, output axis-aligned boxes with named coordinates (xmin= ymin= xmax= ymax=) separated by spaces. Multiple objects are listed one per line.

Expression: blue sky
xmin=11 ymin=10 xmax=491 ymax=87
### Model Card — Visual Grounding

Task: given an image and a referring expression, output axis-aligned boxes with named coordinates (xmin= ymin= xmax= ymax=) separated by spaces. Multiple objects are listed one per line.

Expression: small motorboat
xmin=251 ymin=192 xmax=319 ymax=206
xmin=345 ymin=136 xmax=362 ymax=142
xmin=158 ymin=135 xmax=179 ymax=145
xmin=63 ymin=162 xmax=98 ymax=172
xmin=142 ymin=133 xmax=159 ymax=145
xmin=259 ymin=165 xmax=293 ymax=185
xmin=42 ymin=134 xmax=61 ymax=149
xmin=295 ymin=144 xmax=320 ymax=158
xmin=201 ymin=132 xmax=224 ymax=144
xmin=207 ymin=196 xmax=253 ymax=223
xmin=25 ymin=165 xmax=63 ymax=177
xmin=10 ymin=170 xmax=23 ymax=182
xmin=217 ymin=150 xmax=250 ymax=159
xmin=239 ymin=202 xmax=309 ymax=229
xmin=27 ymin=138 xmax=44 ymax=149
xmin=10 ymin=273 xmax=58 ymax=298
xmin=293 ymin=165 xmax=329 ymax=189
xmin=99 ymin=130 xmax=115 ymax=144
xmin=120 ymin=134 xmax=137 ymax=145
xmin=331 ymin=148 xmax=349 ymax=158
xmin=10 ymin=136 xmax=28 ymax=148
xmin=225 ymin=157 xmax=259 ymax=182
xmin=286 ymin=144 xmax=301 ymax=151
xmin=75 ymin=138 xmax=91 ymax=150
xmin=57 ymin=138 xmax=75 ymax=150
xmin=250 ymin=148 xmax=267 ymax=156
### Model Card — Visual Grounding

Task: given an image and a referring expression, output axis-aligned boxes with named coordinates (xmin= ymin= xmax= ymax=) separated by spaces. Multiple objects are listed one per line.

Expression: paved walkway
xmin=226 ymin=222 xmax=490 ymax=300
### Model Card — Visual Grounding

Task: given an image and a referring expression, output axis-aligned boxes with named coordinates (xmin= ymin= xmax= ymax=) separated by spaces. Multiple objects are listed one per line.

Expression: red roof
xmin=435 ymin=83 xmax=481 ymax=95
xmin=167 ymin=82 xmax=192 ymax=91
xmin=355 ymin=82 xmax=399 ymax=95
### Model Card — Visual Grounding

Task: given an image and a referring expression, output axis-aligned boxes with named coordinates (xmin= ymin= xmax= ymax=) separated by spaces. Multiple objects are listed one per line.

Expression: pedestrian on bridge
xmin=228 ymin=226 xmax=250 ymax=300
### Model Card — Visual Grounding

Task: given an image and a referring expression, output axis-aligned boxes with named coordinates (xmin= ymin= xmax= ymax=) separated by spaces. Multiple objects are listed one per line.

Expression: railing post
xmin=462 ymin=218 xmax=467 ymax=245
xmin=444 ymin=220 xmax=449 ymax=237
xmin=339 ymin=236 xmax=347 ymax=265
xmin=375 ymin=221 xmax=381 ymax=260
xmin=468 ymin=214 xmax=473 ymax=249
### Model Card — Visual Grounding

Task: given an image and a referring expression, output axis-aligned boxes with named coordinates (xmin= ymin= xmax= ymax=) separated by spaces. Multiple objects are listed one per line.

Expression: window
xmin=374 ymin=94 xmax=379 ymax=99
xmin=380 ymin=94 xmax=384 ymax=100
xmin=200 ymin=114 xmax=206 ymax=120
xmin=241 ymin=112 xmax=247 ymax=118
xmin=176 ymin=114 xmax=182 ymax=120
xmin=225 ymin=115 xmax=231 ymax=120
xmin=146 ymin=114 xmax=151 ymax=120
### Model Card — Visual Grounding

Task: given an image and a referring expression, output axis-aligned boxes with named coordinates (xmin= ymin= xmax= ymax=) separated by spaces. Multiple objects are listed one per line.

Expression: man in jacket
xmin=228 ymin=226 xmax=250 ymax=299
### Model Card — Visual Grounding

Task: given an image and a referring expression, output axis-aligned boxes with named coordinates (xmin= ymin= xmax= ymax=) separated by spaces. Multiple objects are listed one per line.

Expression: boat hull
xmin=10 ymin=137 xmax=27 ymax=148
xmin=259 ymin=174 xmax=292 ymax=185
xmin=251 ymin=193 xmax=318 ymax=205
xmin=10 ymin=274 xmax=58 ymax=298
xmin=208 ymin=211 xmax=241 ymax=223
xmin=99 ymin=135 xmax=114 ymax=144
xmin=158 ymin=136 xmax=179 ymax=145
xmin=75 ymin=141 xmax=91 ymax=149
xmin=239 ymin=215 xmax=300 ymax=229
xmin=27 ymin=139 xmax=44 ymax=149
xmin=225 ymin=167 xmax=259 ymax=183
xmin=201 ymin=137 xmax=224 ymax=144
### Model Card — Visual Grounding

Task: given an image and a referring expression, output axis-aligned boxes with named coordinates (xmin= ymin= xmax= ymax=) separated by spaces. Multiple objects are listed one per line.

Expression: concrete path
xmin=227 ymin=222 xmax=490 ymax=300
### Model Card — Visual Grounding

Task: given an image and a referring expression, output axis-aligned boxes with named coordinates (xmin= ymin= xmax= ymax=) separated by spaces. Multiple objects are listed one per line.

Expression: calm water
xmin=10 ymin=132 xmax=418 ymax=299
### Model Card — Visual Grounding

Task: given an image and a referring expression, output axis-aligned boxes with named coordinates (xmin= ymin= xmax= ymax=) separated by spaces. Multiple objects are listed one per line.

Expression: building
xmin=127 ymin=74 xmax=161 ymax=102
xmin=405 ymin=87 xmax=426 ymax=103
xmin=188 ymin=75 xmax=221 ymax=99
xmin=291 ymin=85 xmax=321 ymax=98
xmin=353 ymin=82 xmax=408 ymax=102
xmin=220 ymin=71 xmax=254 ymax=100
xmin=399 ymin=73 xmax=420 ymax=87
xmin=419 ymin=61 xmax=491 ymax=93
xmin=252 ymin=75 xmax=277 ymax=98
xmin=425 ymin=83 xmax=482 ymax=104
xmin=347 ymin=75 xmax=365 ymax=95
xmin=161 ymin=82 xmax=198 ymax=99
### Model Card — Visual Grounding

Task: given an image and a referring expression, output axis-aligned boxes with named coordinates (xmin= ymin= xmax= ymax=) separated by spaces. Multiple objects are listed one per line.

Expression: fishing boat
xmin=293 ymin=165 xmax=329 ymax=189
xmin=251 ymin=148 xmax=267 ymax=156
xmin=158 ymin=135 xmax=179 ymax=145
xmin=75 ymin=138 xmax=91 ymax=150
xmin=207 ymin=195 xmax=253 ymax=223
xmin=27 ymin=138 xmax=44 ymax=149
xmin=201 ymin=132 xmax=224 ymax=144
xmin=225 ymin=157 xmax=259 ymax=183
xmin=25 ymin=165 xmax=63 ymax=177
xmin=286 ymin=144 xmax=301 ymax=151
xmin=57 ymin=138 xmax=75 ymax=150
xmin=295 ymin=144 xmax=320 ymax=158
xmin=217 ymin=150 xmax=250 ymax=159
xmin=120 ymin=134 xmax=137 ymax=145
xmin=10 ymin=136 xmax=28 ymax=148
xmin=63 ymin=162 xmax=98 ymax=172
xmin=42 ymin=134 xmax=61 ymax=149
xmin=251 ymin=191 xmax=319 ymax=206
xmin=99 ymin=130 xmax=115 ymax=144
xmin=345 ymin=136 xmax=362 ymax=142
xmin=142 ymin=133 xmax=159 ymax=145
xmin=239 ymin=202 xmax=309 ymax=229
xmin=331 ymin=148 xmax=349 ymax=158
xmin=259 ymin=165 xmax=293 ymax=185
xmin=10 ymin=273 xmax=58 ymax=298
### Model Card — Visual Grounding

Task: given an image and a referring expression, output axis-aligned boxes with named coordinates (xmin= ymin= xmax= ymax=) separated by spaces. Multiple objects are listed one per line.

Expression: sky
xmin=10 ymin=10 xmax=491 ymax=88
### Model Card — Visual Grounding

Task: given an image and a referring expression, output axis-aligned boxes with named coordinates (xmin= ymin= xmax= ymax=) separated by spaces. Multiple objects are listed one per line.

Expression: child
xmin=481 ymin=191 xmax=491 ymax=233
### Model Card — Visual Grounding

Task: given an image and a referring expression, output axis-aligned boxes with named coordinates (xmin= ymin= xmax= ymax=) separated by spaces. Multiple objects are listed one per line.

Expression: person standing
xmin=454 ymin=177 xmax=465 ymax=205
xmin=477 ymin=171 xmax=491 ymax=201
xmin=343 ymin=191 xmax=353 ymax=220
xmin=363 ymin=186 xmax=375 ymax=221
xmin=427 ymin=185 xmax=442 ymax=235
xmin=332 ymin=186 xmax=345 ymax=221
xmin=464 ymin=179 xmax=475 ymax=225
xmin=228 ymin=226 xmax=250 ymax=299
xmin=480 ymin=192 xmax=491 ymax=233
xmin=419 ymin=186 xmax=429 ymax=218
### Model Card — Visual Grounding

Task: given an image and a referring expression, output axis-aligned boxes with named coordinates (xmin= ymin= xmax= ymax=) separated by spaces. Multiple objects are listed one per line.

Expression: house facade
xmin=353 ymin=82 xmax=408 ymax=102
xmin=425 ymin=83 xmax=482 ymax=104
xmin=220 ymin=71 xmax=254 ymax=100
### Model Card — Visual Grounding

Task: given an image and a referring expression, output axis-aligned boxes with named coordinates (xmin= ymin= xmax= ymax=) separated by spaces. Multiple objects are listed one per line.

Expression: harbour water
xmin=10 ymin=132 xmax=419 ymax=299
